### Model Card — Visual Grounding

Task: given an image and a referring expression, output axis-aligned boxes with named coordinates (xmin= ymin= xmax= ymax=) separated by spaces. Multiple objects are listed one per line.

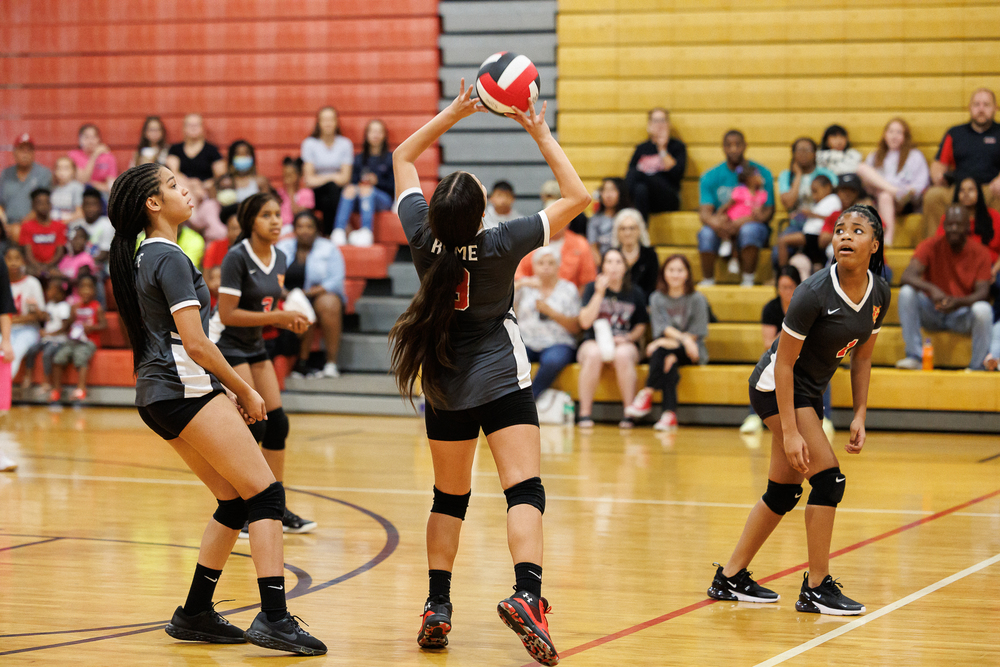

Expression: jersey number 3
xmin=454 ymin=269 xmax=471 ymax=311
xmin=836 ymin=338 xmax=858 ymax=358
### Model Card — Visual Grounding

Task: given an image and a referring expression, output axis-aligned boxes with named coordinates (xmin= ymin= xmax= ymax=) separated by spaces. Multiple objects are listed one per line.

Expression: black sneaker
xmin=795 ymin=573 xmax=866 ymax=616
xmin=165 ymin=604 xmax=246 ymax=644
xmin=282 ymin=508 xmax=317 ymax=534
xmin=707 ymin=563 xmax=780 ymax=603
xmin=244 ymin=611 xmax=327 ymax=655
xmin=497 ymin=590 xmax=559 ymax=666
xmin=238 ymin=520 xmax=250 ymax=539
xmin=417 ymin=596 xmax=453 ymax=649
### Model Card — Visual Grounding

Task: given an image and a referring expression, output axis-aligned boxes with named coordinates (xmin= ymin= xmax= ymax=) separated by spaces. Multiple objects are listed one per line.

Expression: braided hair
xmin=835 ymin=204 xmax=885 ymax=277
xmin=107 ymin=163 xmax=163 ymax=372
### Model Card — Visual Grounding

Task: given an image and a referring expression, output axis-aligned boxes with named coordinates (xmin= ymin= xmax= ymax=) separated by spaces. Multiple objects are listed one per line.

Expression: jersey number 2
xmin=261 ymin=297 xmax=274 ymax=313
xmin=454 ymin=269 xmax=471 ymax=311
xmin=836 ymin=338 xmax=858 ymax=358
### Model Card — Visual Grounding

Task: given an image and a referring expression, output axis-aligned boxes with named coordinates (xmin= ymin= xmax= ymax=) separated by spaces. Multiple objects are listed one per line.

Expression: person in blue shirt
xmin=698 ymin=130 xmax=775 ymax=287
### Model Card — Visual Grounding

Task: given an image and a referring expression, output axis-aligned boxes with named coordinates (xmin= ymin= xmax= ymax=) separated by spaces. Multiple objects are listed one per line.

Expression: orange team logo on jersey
xmin=872 ymin=305 xmax=881 ymax=324
xmin=836 ymin=339 xmax=858 ymax=358
xmin=277 ymin=274 xmax=285 ymax=288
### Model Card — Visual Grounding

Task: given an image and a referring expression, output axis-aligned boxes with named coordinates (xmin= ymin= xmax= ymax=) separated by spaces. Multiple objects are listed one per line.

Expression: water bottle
xmin=563 ymin=400 xmax=575 ymax=425
xmin=921 ymin=337 xmax=934 ymax=371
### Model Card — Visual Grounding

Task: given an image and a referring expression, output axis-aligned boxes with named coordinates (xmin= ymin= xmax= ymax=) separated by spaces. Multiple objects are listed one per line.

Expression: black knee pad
xmin=762 ymin=480 xmax=804 ymax=515
xmin=248 ymin=419 xmax=267 ymax=444
xmin=246 ymin=481 xmax=285 ymax=523
xmin=431 ymin=487 xmax=471 ymax=520
xmin=808 ymin=467 xmax=846 ymax=507
xmin=504 ymin=477 xmax=545 ymax=515
xmin=213 ymin=496 xmax=248 ymax=530
xmin=261 ymin=408 xmax=289 ymax=451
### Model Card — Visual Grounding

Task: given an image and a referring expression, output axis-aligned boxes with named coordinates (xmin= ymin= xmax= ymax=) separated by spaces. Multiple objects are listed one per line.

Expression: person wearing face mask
xmin=227 ymin=140 xmax=271 ymax=203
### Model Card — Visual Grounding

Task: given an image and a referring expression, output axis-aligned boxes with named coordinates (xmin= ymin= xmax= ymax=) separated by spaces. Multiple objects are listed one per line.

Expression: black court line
xmin=0 ymin=537 xmax=63 ymax=553
xmin=978 ymin=451 xmax=1000 ymax=463
xmin=0 ymin=487 xmax=398 ymax=655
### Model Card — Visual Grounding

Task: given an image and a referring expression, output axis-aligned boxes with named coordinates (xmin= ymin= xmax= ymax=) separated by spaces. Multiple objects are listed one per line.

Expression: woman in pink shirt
xmin=69 ymin=124 xmax=118 ymax=197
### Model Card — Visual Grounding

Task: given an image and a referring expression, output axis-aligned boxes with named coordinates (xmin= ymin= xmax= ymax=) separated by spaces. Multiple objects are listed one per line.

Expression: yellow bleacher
xmin=554 ymin=1 xmax=1000 ymax=416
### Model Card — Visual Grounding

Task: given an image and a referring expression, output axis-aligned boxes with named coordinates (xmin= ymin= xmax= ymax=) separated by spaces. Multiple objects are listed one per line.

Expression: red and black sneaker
xmin=417 ymin=597 xmax=452 ymax=649
xmin=497 ymin=590 xmax=559 ymax=666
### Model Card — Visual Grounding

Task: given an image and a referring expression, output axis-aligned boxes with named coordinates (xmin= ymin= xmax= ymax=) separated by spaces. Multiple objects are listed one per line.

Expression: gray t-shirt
xmin=750 ymin=265 xmax=890 ymax=398
xmin=50 ymin=181 xmax=84 ymax=221
xmin=649 ymin=291 xmax=710 ymax=363
xmin=586 ymin=213 xmax=614 ymax=256
xmin=1 ymin=163 xmax=52 ymax=224
xmin=300 ymin=136 xmax=354 ymax=175
xmin=133 ymin=238 xmax=223 ymax=406
xmin=212 ymin=239 xmax=287 ymax=358
xmin=398 ymin=187 xmax=549 ymax=411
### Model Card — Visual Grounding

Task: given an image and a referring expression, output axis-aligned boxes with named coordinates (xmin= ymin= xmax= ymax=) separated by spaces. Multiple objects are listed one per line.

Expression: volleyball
xmin=474 ymin=52 xmax=541 ymax=116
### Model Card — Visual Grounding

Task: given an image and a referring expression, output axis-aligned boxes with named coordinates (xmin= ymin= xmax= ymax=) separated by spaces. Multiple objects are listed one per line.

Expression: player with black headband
xmin=392 ymin=81 xmax=590 ymax=666
xmin=108 ymin=164 xmax=326 ymax=655
xmin=707 ymin=204 xmax=890 ymax=616
xmin=211 ymin=191 xmax=315 ymax=537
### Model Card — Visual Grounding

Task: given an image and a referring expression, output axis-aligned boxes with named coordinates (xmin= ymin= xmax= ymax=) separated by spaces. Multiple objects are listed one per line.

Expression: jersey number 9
xmin=454 ymin=269 xmax=471 ymax=311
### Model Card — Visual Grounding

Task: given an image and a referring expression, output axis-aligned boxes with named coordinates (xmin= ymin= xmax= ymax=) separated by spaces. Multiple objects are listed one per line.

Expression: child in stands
xmin=51 ymin=274 xmax=105 ymax=404
xmin=718 ymin=166 xmax=769 ymax=273
xmin=50 ymin=157 xmax=85 ymax=223
xmin=19 ymin=188 xmax=67 ymax=278
xmin=776 ymin=175 xmax=841 ymax=278
xmin=58 ymin=227 xmax=99 ymax=281
xmin=21 ymin=279 xmax=72 ymax=395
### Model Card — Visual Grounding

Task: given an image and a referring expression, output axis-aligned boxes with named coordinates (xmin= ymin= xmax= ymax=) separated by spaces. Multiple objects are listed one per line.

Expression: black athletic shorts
xmin=223 ymin=351 xmax=270 ymax=366
xmin=137 ymin=389 xmax=225 ymax=441
xmin=749 ymin=386 xmax=823 ymax=422
xmin=425 ymin=386 xmax=539 ymax=441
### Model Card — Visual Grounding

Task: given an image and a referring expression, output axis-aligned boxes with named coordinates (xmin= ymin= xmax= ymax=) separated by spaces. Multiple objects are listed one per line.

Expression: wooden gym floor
xmin=1 ymin=406 xmax=998 ymax=666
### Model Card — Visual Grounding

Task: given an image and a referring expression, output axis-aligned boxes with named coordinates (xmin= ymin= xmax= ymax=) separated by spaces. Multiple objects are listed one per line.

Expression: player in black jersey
xmin=708 ymin=205 xmax=890 ymax=616
xmin=212 ymin=192 xmax=314 ymax=536
xmin=392 ymin=81 xmax=590 ymax=666
xmin=108 ymin=165 xmax=326 ymax=655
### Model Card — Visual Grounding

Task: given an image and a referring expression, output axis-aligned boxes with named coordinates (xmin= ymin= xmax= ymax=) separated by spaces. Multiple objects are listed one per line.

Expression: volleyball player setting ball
xmin=210 ymin=192 xmax=316 ymax=537
xmin=708 ymin=205 xmax=890 ymax=616
xmin=391 ymin=80 xmax=589 ymax=665
xmin=107 ymin=164 xmax=326 ymax=655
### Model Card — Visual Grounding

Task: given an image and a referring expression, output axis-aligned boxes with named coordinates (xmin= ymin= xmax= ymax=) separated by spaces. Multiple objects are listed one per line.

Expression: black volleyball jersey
xmin=133 ymin=238 xmax=224 ymax=406
xmin=749 ymin=265 xmax=890 ymax=398
xmin=398 ymin=187 xmax=549 ymax=411
xmin=212 ymin=239 xmax=287 ymax=354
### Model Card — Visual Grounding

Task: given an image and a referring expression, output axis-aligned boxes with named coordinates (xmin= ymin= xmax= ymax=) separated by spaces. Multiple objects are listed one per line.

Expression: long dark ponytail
xmin=836 ymin=204 xmax=885 ymax=277
xmin=236 ymin=191 xmax=281 ymax=243
xmin=953 ymin=176 xmax=994 ymax=246
xmin=107 ymin=163 xmax=163 ymax=372
xmin=389 ymin=172 xmax=485 ymax=409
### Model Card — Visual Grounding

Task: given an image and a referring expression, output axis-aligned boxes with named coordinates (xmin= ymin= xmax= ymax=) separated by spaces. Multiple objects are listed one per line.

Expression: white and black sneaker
xmin=795 ymin=572 xmax=865 ymax=616
xmin=282 ymin=508 xmax=317 ymax=534
xmin=707 ymin=563 xmax=780 ymax=603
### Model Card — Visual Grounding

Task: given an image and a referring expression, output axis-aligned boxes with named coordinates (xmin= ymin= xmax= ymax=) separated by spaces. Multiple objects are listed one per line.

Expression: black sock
xmin=183 ymin=564 xmax=222 ymax=615
xmin=428 ymin=570 xmax=452 ymax=602
xmin=514 ymin=562 xmax=542 ymax=599
xmin=257 ymin=576 xmax=287 ymax=622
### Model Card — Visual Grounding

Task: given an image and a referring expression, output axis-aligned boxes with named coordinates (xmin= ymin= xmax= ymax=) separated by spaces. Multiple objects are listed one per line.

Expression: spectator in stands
xmin=187 ymin=174 xmax=236 ymax=244
xmin=69 ymin=124 xmax=117 ymax=197
xmin=576 ymin=248 xmax=649 ymax=428
xmin=203 ymin=203 xmax=240 ymax=271
xmin=5 ymin=245 xmax=45 ymax=380
xmin=302 ymin=106 xmax=353 ymax=236
xmin=698 ymin=130 xmax=775 ymax=287
xmin=516 ymin=181 xmax=597 ymax=292
xmin=775 ymin=174 xmax=840 ymax=279
xmin=484 ymin=180 xmax=520 ymax=229
xmin=0 ymin=133 xmax=52 ymax=231
xmin=588 ymin=177 xmax=629 ymax=264
xmin=779 ymin=137 xmax=838 ymax=216
xmin=896 ymin=204 xmax=993 ymax=370
xmin=924 ymin=89 xmax=1000 ymax=238
xmin=50 ymin=157 xmax=85 ymax=223
xmin=19 ymin=189 xmax=66 ymax=278
xmin=20 ymin=278 xmax=70 ymax=395
xmin=166 ymin=113 xmax=226 ymax=203
xmin=716 ymin=164 xmax=769 ymax=276
xmin=50 ymin=273 xmax=105 ymax=404
xmin=57 ymin=227 xmax=98 ymax=282
xmin=940 ymin=177 xmax=1000 ymax=321
xmin=611 ymin=208 xmax=659 ymax=300
xmin=277 ymin=157 xmax=315 ymax=237
xmin=332 ymin=120 xmax=394 ymax=247
xmin=227 ymin=139 xmax=271 ymax=203
xmin=514 ymin=247 xmax=581 ymax=399
xmin=625 ymin=254 xmax=708 ymax=431
xmin=129 ymin=116 xmax=170 ymax=168
xmin=73 ymin=187 xmax=113 ymax=268
xmin=855 ymin=118 xmax=928 ymax=247
xmin=816 ymin=174 xmax=865 ymax=252
xmin=816 ymin=124 xmax=862 ymax=176
xmin=626 ymin=107 xmax=686 ymax=219
xmin=204 ymin=265 xmax=222 ymax=310
xmin=276 ymin=211 xmax=345 ymax=379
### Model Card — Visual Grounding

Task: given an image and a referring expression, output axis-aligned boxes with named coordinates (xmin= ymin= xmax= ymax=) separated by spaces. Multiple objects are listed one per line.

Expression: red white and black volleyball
xmin=474 ymin=52 xmax=541 ymax=116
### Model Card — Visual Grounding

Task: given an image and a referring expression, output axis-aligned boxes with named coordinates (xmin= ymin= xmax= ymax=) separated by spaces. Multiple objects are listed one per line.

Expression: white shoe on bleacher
xmin=348 ymin=227 xmax=373 ymax=247
xmin=331 ymin=228 xmax=347 ymax=246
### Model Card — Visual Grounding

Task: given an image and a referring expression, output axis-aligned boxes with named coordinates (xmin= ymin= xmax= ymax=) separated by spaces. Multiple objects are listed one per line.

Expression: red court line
xmin=527 ymin=486 xmax=1000 ymax=665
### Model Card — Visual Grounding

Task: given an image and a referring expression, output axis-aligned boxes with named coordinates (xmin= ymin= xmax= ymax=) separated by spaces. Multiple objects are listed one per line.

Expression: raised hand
xmin=447 ymin=78 xmax=487 ymax=120
xmin=507 ymin=100 xmax=552 ymax=144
